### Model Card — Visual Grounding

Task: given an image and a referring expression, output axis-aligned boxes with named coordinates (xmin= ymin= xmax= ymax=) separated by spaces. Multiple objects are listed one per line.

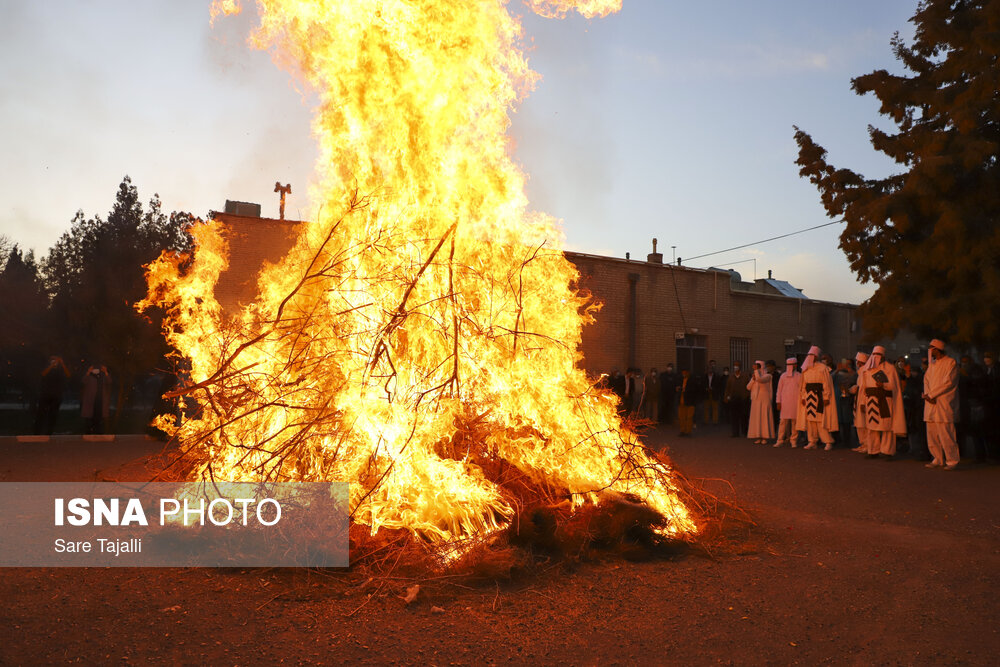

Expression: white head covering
xmin=800 ymin=345 xmax=820 ymax=371
xmin=928 ymin=338 xmax=946 ymax=365
xmin=785 ymin=357 xmax=797 ymax=369
xmin=855 ymin=351 xmax=869 ymax=365
xmin=861 ymin=345 xmax=885 ymax=373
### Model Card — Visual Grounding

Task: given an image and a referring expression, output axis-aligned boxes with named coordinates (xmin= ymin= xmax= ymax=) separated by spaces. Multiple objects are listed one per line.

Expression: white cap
xmin=801 ymin=346 xmax=820 ymax=371
xmin=928 ymin=338 xmax=946 ymax=365
xmin=861 ymin=346 xmax=884 ymax=373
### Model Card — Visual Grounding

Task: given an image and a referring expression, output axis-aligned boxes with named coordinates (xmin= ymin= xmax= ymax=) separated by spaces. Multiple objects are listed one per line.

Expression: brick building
xmin=210 ymin=206 xmax=866 ymax=375
xmin=211 ymin=204 xmax=300 ymax=313
xmin=569 ymin=249 xmax=862 ymax=375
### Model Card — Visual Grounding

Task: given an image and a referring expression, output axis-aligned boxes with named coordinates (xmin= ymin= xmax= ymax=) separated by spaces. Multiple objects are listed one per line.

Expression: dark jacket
xmin=724 ymin=371 xmax=751 ymax=402
xmin=677 ymin=375 xmax=703 ymax=406
xmin=704 ymin=371 xmax=725 ymax=401
xmin=81 ymin=369 xmax=112 ymax=420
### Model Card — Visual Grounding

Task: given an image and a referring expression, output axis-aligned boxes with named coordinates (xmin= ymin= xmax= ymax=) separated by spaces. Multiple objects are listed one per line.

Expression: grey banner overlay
xmin=0 ymin=482 xmax=349 ymax=567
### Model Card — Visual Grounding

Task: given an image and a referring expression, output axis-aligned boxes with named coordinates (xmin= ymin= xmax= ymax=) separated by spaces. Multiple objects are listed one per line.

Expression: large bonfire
xmin=140 ymin=0 xmax=697 ymax=551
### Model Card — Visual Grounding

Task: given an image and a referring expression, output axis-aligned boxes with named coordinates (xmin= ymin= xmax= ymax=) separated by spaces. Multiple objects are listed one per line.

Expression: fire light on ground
xmin=139 ymin=0 xmax=697 ymax=552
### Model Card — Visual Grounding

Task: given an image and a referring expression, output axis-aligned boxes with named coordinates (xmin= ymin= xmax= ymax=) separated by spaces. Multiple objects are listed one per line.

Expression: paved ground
xmin=1 ymin=425 xmax=998 ymax=664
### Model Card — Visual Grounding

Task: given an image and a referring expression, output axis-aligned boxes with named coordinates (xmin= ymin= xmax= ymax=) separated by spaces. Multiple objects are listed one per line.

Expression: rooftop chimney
xmin=647 ymin=238 xmax=663 ymax=264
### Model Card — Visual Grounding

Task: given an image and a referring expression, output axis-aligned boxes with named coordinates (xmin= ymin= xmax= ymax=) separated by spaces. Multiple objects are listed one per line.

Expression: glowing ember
xmin=140 ymin=0 xmax=696 ymax=546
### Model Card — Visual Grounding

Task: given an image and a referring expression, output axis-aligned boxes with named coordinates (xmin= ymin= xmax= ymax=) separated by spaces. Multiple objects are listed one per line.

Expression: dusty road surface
xmin=1 ymin=426 xmax=998 ymax=665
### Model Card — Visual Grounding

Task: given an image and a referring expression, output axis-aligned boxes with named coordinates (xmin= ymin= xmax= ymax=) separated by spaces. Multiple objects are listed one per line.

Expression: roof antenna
xmin=274 ymin=182 xmax=292 ymax=220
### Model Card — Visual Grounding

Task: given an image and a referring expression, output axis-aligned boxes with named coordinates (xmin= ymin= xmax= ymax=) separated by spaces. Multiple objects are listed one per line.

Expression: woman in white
xmin=747 ymin=360 xmax=775 ymax=444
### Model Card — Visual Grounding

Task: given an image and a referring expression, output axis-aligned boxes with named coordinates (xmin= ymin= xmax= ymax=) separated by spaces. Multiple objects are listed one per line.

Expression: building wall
xmin=211 ymin=213 xmax=300 ymax=312
xmin=567 ymin=252 xmax=862 ymax=373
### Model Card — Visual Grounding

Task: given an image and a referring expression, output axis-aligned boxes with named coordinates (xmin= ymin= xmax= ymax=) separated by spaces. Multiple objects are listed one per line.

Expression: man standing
xmin=849 ymin=352 xmax=870 ymax=453
xmin=703 ymin=360 xmax=723 ymax=425
xmin=765 ymin=360 xmax=780 ymax=430
xmin=774 ymin=357 xmax=802 ymax=447
xmin=796 ymin=346 xmax=838 ymax=450
xmin=660 ymin=363 xmax=677 ymax=425
xmin=922 ymin=339 xmax=960 ymax=470
xmin=858 ymin=345 xmax=906 ymax=459
xmin=624 ymin=368 xmax=641 ymax=418
xmin=81 ymin=363 xmax=112 ymax=435
xmin=33 ymin=356 xmax=70 ymax=435
xmin=747 ymin=360 xmax=775 ymax=444
xmin=724 ymin=362 xmax=750 ymax=438
xmin=607 ymin=368 xmax=627 ymax=415
xmin=676 ymin=368 xmax=700 ymax=437
xmin=957 ymin=355 xmax=986 ymax=461
xmin=832 ymin=358 xmax=857 ymax=447
xmin=643 ymin=368 xmax=661 ymax=423
xmin=900 ymin=358 xmax=927 ymax=460
xmin=983 ymin=352 xmax=999 ymax=460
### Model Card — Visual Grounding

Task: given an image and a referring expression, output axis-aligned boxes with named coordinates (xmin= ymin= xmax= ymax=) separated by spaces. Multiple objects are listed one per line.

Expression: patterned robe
xmin=858 ymin=361 xmax=906 ymax=434
xmin=795 ymin=363 xmax=839 ymax=432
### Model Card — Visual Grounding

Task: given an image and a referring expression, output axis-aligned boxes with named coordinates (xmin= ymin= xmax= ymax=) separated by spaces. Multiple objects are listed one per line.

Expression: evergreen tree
xmin=42 ymin=176 xmax=193 ymax=426
xmin=794 ymin=0 xmax=1000 ymax=346
xmin=0 ymin=245 xmax=49 ymax=403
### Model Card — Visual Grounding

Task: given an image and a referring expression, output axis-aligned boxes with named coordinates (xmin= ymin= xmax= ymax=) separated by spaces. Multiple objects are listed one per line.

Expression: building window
xmin=676 ymin=334 xmax=707 ymax=374
xmin=729 ymin=337 xmax=750 ymax=370
xmin=784 ymin=339 xmax=812 ymax=366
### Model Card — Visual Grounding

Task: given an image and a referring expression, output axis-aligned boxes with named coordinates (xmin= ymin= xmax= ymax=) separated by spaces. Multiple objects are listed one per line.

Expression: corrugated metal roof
xmin=764 ymin=278 xmax=807 ymax=299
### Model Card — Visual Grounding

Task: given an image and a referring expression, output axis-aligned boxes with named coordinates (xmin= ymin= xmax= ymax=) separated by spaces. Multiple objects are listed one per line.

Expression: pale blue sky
xmin=0 ymin=0 xmax=918 ymax=303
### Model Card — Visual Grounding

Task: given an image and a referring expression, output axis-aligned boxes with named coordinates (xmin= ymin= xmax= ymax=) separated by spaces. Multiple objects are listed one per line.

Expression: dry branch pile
xmin=138 ymin=192 xmax=697 ymax=565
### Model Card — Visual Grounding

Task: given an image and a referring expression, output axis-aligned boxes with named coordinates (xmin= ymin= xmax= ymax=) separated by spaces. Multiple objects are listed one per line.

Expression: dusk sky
xmin=0 ymin=0 xmax=918 ymax=303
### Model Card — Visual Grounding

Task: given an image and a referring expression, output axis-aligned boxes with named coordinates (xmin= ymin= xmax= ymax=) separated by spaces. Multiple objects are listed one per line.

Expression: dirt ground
xmin=1 ymin=425 xmax=998 ymax=665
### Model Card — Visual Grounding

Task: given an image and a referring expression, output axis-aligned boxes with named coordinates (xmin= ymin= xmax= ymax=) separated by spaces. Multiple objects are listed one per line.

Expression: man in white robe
xmin=796 ymin=346 xmax=838 ymax=450
xmin=747 ymin=360 xmax=774 ymax=443
xmin=849 ymin=351 xmax=869 ymax=453
xmin=774 ymin=357 xmax=801 ymax=447
xmin=858 ymin=345 xmax=906 ymax=458
xmin=922 ymin=338 xmax=960 ymax=470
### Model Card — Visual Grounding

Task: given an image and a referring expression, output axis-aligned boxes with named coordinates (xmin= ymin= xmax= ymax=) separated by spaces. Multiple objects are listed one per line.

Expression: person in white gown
xmin=795 ymin=346 xmax=838 ymax=450
xmin=774 ymin=357 xmax=801 ymax=447
xmin=858 ymin=345 xmax=906 ymax=459
xmin=747 ymin=360 xmax=775 ymax=444
xmin=922 ymin=338 xmax=960 ymax=470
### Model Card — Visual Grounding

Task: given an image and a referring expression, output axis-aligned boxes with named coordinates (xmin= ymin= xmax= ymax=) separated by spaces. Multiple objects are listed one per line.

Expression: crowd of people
xmin=603 ymin=343 xmax=1000 ymax=469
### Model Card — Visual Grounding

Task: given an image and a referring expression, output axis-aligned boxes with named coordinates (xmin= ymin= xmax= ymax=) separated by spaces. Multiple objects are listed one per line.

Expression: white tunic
xmin=858 ymin=361 xmax=906 ymax=434
xmin=923 ymin=355 xmax=959 ymax=423
xmin=775 ymin=370 xmax=801 ymax=420
xmin=796 ymin=363 xmax=839 ymax=432
xmin=747 ymin=370 xmax=775 ymax=438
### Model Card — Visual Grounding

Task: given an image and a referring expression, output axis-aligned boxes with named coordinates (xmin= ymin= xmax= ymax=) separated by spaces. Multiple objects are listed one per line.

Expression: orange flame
xmin=141 ymin=0 xmax=696 ymax=545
